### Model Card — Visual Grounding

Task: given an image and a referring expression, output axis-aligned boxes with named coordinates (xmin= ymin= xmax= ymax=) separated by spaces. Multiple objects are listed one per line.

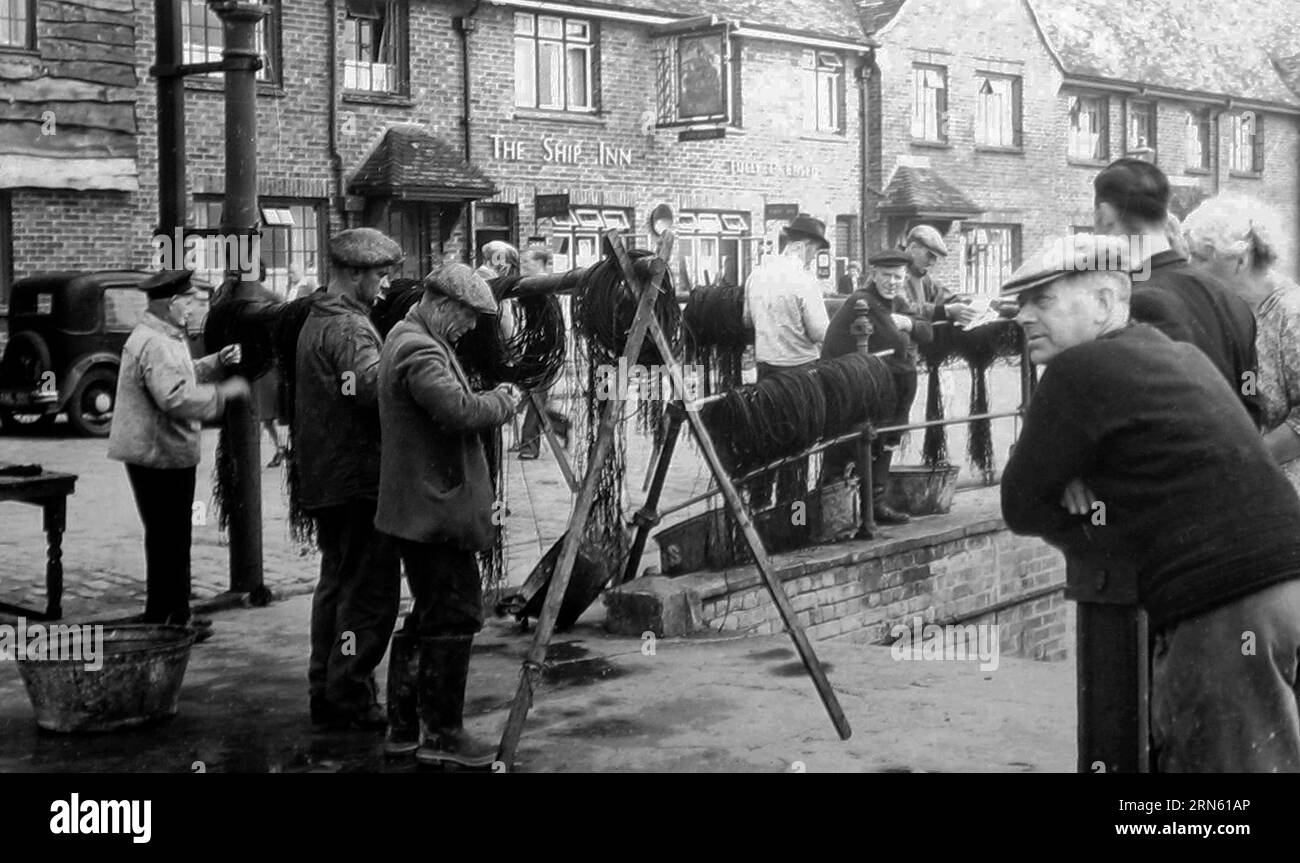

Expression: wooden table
xmin=0 ymin=468 xmax=77 ymax=621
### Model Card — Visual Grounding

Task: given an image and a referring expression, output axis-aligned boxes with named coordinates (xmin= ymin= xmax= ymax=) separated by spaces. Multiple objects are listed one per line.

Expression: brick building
xmin=859 ymin=0 xmax=1300 ymax=294
xmin=3 ymin=0 xmax=876 ymax=306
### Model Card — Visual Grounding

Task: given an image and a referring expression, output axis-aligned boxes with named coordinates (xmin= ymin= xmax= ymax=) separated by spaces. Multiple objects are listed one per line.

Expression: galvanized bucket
xmin=16 ymin=624 xmax=197 ymax=733
xmin=884 ymin=464 xmax=961 ymax=516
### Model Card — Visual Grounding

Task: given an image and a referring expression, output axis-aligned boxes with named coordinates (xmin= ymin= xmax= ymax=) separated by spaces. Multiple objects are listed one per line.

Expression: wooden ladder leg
xmin=617 ymin=405 xmax=685 ymax=587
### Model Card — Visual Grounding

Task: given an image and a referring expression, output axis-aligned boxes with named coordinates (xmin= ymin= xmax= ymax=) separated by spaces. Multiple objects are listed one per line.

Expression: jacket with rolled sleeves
xmin=294 ymin=292 xmax=384 ymax=510
xmin=375 ymin=307 xmax=514 ymax=550
xmin=108 ymin=312 xmax=226 ymax=469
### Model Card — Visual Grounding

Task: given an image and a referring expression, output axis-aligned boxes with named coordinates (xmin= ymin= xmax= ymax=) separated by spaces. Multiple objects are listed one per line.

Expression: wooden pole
xmin=617 ymin=406 xmax=685 ymax=587
xmin=497 ymin=234 xmax=672 ymax=769
xmin=1065 ymin=551 xmax=1149 ymax=773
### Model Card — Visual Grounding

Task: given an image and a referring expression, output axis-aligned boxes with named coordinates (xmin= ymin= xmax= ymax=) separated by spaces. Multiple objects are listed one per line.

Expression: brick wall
xmin=870 ymin=0 xmax=1300 ymax=283
xmin=684 ymin=518 xmax=1071 ymax=660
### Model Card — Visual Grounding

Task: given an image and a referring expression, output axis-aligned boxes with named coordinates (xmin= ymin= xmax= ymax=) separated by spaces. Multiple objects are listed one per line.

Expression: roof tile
xmin=349 ymin=127 xmax=496 ymax=200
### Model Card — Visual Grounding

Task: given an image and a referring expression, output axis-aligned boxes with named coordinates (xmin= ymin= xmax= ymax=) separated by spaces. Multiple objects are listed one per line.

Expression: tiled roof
xmin=1276 ymin=54 xmax=1300 ymax=99
xmin=349 ymin=127 xmax=496 ymax=201
xmin=854 ymin=0 xmax=906 ymax=34
xmin=553 ymin=0 xmax=871 ymax=43
xmin=877 ymin=166 xmax=981 ymax=218
xmin=1028 ymin=0 xmax=1300 ymax=108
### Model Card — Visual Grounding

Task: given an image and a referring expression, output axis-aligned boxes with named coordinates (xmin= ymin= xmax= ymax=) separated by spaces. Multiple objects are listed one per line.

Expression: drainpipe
xmin=455 ymin=3 xmax=481 ymax=264
xmin=859 ymin=51 xmax=871 ymax=263
xmin=328 ymin=0 xmax=345 ymax=232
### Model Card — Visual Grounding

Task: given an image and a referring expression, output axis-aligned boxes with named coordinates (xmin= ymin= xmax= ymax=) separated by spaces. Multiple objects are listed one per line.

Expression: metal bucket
xmin=884 ymin=464 xmax=961 ymax=516
xmin=814 ymin=480 xmax=859 ymax=543
xmin=16 ymin=624 xmax=197 ymax=733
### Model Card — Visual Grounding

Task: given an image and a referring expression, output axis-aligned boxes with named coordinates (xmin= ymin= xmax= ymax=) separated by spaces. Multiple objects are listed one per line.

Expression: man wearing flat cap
xmin=742 ymin=213 xmax=832 ymax=507
xmin=375 ymin=263 xmax=519 ymax=768
xmin=296 ymin=227 xmax=404 ymax=731
xmin=109 ymin=270 xmax=250 ymax=631
xmin=820 ymin=249 xmax=931 ymax=525
xmin=1001 ymin=233 xmax=1300 ymax=772
xmin=902 ymin=225 xmax=979 ymax=328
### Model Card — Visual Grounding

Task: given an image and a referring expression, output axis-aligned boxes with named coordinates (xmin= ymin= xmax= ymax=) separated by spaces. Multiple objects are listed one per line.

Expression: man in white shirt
xmin=742 ymin=213 xmax=831 ymax=506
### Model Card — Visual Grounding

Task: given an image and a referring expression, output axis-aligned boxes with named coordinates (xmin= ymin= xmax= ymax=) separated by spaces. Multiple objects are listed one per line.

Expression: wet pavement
xmin=0 ymin=592 xmax=1075 ymax=773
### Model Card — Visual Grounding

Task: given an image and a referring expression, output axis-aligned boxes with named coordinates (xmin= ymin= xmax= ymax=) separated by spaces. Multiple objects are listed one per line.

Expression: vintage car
xmin=0 ymin=271 xmax=207 ymax=436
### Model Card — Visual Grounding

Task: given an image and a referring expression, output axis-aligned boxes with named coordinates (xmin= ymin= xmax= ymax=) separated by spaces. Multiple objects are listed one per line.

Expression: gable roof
xmin=1027 ymin=0 xmax=1300 ymax=108
xmin=860 ymin=0 xmax=1300 ymax=109
xmin=502 ymin=0 xmax=872 ymax=44
xmin=349 ymin=127 xmax=496 ymax=201
xmin=877 ymin=166 xmax=981 ymax=219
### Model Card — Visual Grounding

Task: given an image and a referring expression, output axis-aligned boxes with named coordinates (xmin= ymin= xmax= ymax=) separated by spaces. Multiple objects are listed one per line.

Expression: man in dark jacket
xmin=820 ymin=249 xmax=929 ymax=524
xmin=1001 ymin=233 xmax=1300 ymax=772
xmin=296 ymin=227 xmax=403 ymax=730
xmin=901 ymin=224 xmax=979 ymax=327
xmin=375 ymin=263 xmax=519 ymax=768
xmin=1093 ymin=158 xmax=1261 ymax=425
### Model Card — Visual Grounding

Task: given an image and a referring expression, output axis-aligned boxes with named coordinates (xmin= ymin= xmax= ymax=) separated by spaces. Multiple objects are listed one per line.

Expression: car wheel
xmin=66 ymin=367 xmax=117 ymax=437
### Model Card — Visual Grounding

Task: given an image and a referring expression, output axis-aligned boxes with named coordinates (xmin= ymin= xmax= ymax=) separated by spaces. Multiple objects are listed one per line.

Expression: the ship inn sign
xmin=489 ymin=134 xmax=635 ymax=167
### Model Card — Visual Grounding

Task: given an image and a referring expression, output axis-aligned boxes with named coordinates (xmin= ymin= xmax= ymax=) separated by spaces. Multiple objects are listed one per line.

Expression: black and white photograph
xmin=0 ymin=0 xmax=1298 ymax=820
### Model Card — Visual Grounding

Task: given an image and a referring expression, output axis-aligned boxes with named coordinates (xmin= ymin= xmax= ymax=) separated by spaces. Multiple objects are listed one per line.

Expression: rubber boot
xmin=415 ymin=636 xmax=497 ymax=770
xmin=871 ymin=449 xmax=911 ymax=525
xmin=383 ymin=633 xmax=420 ymax=757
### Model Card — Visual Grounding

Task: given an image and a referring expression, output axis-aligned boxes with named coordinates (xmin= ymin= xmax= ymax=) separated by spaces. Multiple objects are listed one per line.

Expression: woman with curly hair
xmin=1184 ymin=197 xmax=1300 ymax=490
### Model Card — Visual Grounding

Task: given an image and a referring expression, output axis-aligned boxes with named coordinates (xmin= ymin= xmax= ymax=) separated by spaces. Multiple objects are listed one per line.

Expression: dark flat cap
xmin=905 ymin=224 xmax=948 ymax=257
xmin=423 ymin=263 xmax=497 ymax=315
xmin=1001 ymin=234 xmax=1134 ymax=297
xmin=140 ymin=269 xmax=200 ymax=300
xmin=868 ymin=249 xmax=912 ymax=268
xmin=329 ymin=227 xmax=404 ymax=269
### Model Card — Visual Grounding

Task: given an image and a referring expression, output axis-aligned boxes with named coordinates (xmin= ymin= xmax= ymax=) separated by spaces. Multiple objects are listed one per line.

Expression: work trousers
xmin=309 ymin=498 xmax=401 ymax=715
xmin=125 ymin=464 xmax=197 ymax=625
xmin=1150 ymin=578 xmax=1300 ymax=772
xmin=749 ymin=361 xmax=816 ymax=509
xmin=394 ymin=539 xmax=484 ymax=638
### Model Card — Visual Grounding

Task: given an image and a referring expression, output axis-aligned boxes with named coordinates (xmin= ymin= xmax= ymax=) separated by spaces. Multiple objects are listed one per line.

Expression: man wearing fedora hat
xmin=375 ymin=263 xmax=520 ymax=768
xmin=108 ymin=270 xmax=251 ymax=632
xmin=820 ymin=248 xmax=930 ymax=525
xmin=1001 ymin=232 xmax=1300 ymax=771
xmin=297 ymin=227 xmax=405 ymax=731
xmin=742 ymin=213 xmax=832 ymax=506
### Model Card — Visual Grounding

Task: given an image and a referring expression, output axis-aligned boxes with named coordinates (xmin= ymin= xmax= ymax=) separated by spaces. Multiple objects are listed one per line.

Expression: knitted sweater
xmin=1001 ymin=324 xmax=1300 ymax=629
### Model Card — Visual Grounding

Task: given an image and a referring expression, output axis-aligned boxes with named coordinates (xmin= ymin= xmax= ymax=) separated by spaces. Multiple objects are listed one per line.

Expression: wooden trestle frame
xmin=496 ymin=229 xmax=853 ymax=769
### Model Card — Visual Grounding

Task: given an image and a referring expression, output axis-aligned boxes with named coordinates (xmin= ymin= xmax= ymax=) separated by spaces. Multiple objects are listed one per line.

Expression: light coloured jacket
xmin=107 ymin=313 xmax=226 ymax=469
xmin=742 ymin=253 xmax=829 ymax=366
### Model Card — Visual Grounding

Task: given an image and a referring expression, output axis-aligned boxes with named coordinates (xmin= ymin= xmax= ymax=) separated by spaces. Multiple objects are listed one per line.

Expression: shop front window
xmin=673 ymin=210 xmax=751 ymax=287
xmin=547 ymin=207 xmax=633 ymax=272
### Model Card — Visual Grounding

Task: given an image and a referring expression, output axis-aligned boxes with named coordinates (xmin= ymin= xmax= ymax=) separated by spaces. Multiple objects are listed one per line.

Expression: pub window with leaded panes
xmin=0 ymin=0 xmax=34 ymax=49
xmin=344 ymin=0 xmax=408 ymax=94
xmin=514 ymin=13 xmax=596 ymax=112
xmin=182 ymin=0 xmax=280 ymax=83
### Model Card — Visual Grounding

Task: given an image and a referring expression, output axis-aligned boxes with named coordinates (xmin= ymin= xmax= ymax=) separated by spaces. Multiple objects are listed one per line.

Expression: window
xmin=1126 ymin=99 xmax=1157 ymax=158
xmin=1185 ymin=108 xmax=1211 ymax=171
xmin=548 ymin=207 xmax=631 ymax=271
xmin=912 ymin=64 xmax=947 ymax=142
xmin=960 ymin=224 xmax=1020 ymax=295
xmin=193 ymin=198 xmax=325 ymax=297
xmin=345 ymin=0 xmax=408 ymax=94
xmin=801 ymin=51 xmax=844 ymax=134
xmin=1229 ymin=111 xmax=1264 ymax=174
xmin=514 ymin=13 xmax=596 ymax=112
xmin=1068 ymin=94 xmax=1108 ymax=161
xmin=975 ymin=73 xmax=1021 ymax=148
xmin=1 ymin=0 xmax=33 ymax=49
xmin=673 ymin=210 xmax=752 ymax=287
xmin=104 ymin=288 xmax=148 ymax=333
xmin=182 ymin=0 xmax=280 ymax=83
